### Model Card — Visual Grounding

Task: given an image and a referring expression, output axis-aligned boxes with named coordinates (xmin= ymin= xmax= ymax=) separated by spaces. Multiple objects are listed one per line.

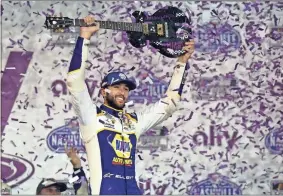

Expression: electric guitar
xmin=44 ymin=6 xmax=192 ymax=58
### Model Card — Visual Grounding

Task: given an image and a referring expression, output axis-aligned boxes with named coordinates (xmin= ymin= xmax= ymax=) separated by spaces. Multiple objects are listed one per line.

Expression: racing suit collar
xmin=100 ymin=104 xmax=124 ymax=119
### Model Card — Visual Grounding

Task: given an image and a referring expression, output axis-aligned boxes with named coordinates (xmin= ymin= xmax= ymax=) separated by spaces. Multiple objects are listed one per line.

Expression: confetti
xmin=2 ymin=1 xmax=283 ymax=195
xmin=69 ymin=175 xmax=79 ymax=184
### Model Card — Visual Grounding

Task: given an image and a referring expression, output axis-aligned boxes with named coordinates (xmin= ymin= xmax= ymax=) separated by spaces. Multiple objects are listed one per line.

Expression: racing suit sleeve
xmin=135 ymin=62 xmax=189 ymax=138
xmin=66 ymin=37 xmax=97 ymax=142
xmin=72 ymin=167 xmax=90 ymax=195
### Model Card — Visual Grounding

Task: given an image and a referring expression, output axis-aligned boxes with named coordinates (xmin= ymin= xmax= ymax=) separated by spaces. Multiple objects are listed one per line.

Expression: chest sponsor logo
xmin=188 ymin=173 xmax=242 ymax=195
xmin=100 ymin=117 xmax=116 ymax=129
xmin=111 ymin=134 xmax=133 ymax=166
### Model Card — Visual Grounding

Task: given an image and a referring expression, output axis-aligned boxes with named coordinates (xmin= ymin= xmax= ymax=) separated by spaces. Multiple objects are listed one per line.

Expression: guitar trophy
xmin=44 ymin=6 xmax=192 ymax=58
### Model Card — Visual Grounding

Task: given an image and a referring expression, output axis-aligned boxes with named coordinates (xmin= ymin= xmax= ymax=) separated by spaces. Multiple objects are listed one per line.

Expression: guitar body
xmin=127 ymin=6 xmax=192 ymax=58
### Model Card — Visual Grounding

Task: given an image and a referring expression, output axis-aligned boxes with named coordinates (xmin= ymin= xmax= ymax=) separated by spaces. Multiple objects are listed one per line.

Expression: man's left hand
xmin=65 ymin=146 xmax=81 ymax=168
xmin=177 ymin=40 xmax=195 ymax=63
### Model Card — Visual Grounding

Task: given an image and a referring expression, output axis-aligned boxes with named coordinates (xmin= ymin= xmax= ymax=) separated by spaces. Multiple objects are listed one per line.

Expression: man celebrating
xmin=67 ymin=15 xmax=194 ymax=195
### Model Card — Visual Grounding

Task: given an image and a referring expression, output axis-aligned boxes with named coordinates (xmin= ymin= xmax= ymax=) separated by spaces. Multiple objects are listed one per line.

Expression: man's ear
xmin=100 ymin=88 xmax=106 ymax=98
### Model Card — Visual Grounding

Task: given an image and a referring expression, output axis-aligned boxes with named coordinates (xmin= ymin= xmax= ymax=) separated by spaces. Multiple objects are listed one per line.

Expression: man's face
xmin=40 ymin=185 xmax=61 ymax=195
xmin=102 ymin=83 xmax=130 ymax=109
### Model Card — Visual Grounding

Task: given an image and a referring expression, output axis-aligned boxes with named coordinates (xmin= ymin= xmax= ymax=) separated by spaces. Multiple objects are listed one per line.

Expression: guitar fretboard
xmin=74 ymin=19 xmax=143 ymax=32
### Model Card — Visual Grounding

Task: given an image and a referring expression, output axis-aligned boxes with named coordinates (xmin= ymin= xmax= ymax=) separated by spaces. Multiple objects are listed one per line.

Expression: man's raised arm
xmin=135 ymin=41 xmax=195 ymax=137
xmin=66 ymin=16 xmax=100 ymax=142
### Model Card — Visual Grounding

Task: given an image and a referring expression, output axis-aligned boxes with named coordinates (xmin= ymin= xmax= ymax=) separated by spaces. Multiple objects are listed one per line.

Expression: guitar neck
xmin=74 ymin=19 xmax=143 ymax=32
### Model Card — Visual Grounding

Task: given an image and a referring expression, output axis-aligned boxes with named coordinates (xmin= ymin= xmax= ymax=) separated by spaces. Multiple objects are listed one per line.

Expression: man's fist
xmin=177 ymin=40 xmax=195 ymax=63
xmin=80 ymin=15 xmax=100 ymax=40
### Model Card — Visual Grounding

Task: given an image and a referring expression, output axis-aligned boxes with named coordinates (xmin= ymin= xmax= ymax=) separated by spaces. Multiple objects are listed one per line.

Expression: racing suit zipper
xmin=118 ymin=114 xmax=128 ymax=194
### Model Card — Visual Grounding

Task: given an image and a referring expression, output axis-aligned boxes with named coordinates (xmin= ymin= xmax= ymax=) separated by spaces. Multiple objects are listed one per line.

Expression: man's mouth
xmin=116 ymin=96 xmax=125 ymax=103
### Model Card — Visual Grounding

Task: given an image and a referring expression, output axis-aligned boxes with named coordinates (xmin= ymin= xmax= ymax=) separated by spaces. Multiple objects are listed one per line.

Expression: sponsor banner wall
xmin=1 ymin=1 xmax=283 ymax=195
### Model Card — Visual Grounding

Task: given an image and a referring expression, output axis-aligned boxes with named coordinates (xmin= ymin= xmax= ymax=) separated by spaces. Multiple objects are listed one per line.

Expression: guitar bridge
xmin=157 ymin=24 xmax=164 ymax=36
xmin=143 ymin=24 xmax=149 ymax=35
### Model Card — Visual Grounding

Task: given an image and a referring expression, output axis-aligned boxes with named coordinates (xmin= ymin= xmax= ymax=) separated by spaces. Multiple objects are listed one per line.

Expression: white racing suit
xmin=67 ymin=36 xmax=189 ymax=195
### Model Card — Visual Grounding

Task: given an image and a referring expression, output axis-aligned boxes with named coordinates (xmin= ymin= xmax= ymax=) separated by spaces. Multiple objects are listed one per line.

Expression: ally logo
xmin=47 ymin=119 xmax=85 ymax=153
xmin=189 ymin=173 xmax=242 ymax=195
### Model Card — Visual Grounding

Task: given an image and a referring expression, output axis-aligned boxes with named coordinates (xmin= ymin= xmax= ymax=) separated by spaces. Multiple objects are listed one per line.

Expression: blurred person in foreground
xmin=65 ymin=146 xmax=90 ymax=195
xmin=273 ymin=182 xmax=283 ymax=191
xmin=36 ymin=147 xmax=88 ymax=195
xmin=36 ymin=178 xmax=67 ymax=195
xmin=1 ymin=181 xmax=12 ymax=195
xmin=66 ymin=15 xmax=194 ymax=195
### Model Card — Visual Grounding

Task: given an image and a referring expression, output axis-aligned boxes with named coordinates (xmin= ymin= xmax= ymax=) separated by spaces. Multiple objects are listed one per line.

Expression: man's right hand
xmin=80 ymin=15 xmax=100 ymax=40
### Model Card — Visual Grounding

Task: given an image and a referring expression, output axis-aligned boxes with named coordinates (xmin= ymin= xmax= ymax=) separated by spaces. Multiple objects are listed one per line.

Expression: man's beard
xmin=105 ymin=93 xmax=125 ymax=110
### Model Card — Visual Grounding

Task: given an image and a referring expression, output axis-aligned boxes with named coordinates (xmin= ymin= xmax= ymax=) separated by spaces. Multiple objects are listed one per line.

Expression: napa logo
xmin=265 ymin=128 xmax=283 ymax=154
xmin=47 ymin=119 xmax=85 ymax=153
xmin=195 ymin=22 xmax=241 ymax=53
xmin=129 ymin=69 xmax=168 ymax=104
xmin=111 ymin=134 xmax=132 ymax=158
xmin=189 ymin=173 xmax=242 ymax=195
xmin=111 ymin=134 xmax=133 ymax=166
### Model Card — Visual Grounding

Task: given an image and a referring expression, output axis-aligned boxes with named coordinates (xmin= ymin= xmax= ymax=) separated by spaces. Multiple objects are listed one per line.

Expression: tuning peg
xmin=54 ymin=29 xmax=60 ymax=33
xmin=54 ymin=28 xmax=65 ymax=33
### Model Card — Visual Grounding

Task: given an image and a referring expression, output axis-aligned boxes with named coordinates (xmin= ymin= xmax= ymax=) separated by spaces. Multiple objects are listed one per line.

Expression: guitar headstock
xmin=44 ymin=17 xmax=73 ymax=29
